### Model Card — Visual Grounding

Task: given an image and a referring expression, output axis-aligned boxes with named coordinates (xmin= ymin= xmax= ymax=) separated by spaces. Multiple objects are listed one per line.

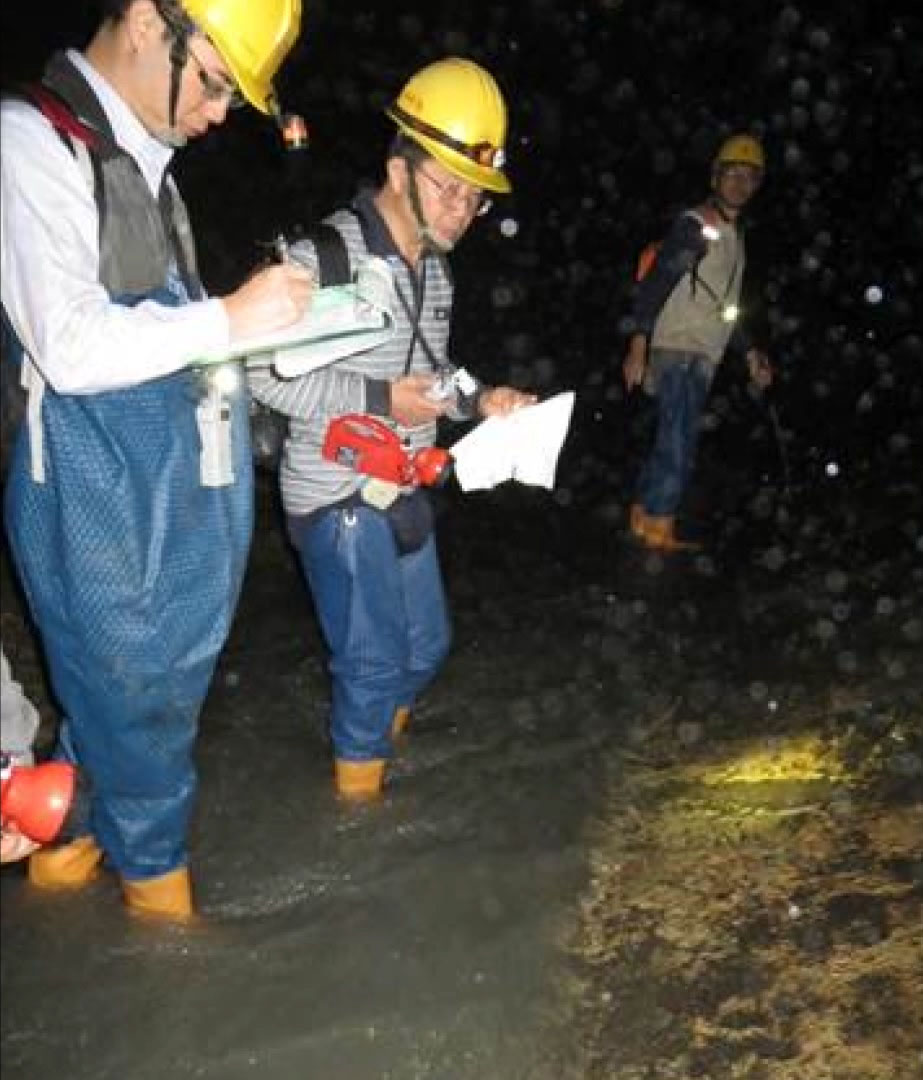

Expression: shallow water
xmin=2 ymin=475 xmax=921 ymax=1079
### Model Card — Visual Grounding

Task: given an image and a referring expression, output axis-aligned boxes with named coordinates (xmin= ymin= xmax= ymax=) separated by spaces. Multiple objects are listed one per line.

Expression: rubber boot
xmin=122 ymin=867 xmax=194 ymax=921
xmin=391 ymin=707 xmax=411 ymax=739
xmin=629 ymin=502 xmax=649 ymax=542
xmin=29 ymin=835 xmax=104 ymax=889
xmin=334 ymin=759 xmax=386 ymax=800
xmin=642 ymin=514 xmax=701 ymax=553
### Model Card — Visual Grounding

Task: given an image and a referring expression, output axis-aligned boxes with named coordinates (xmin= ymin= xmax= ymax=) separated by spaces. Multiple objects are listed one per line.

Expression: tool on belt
xmin=322 ymin=414 xmax=452 ymax=491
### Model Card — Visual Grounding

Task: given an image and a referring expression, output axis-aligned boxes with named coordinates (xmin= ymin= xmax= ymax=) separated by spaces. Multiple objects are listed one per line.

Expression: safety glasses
xmin=718 ymin=163 xmax=763 ymax=188
xmin=415 ymin=167 xmax=492 ymax=217
xmin=187 ymin=44 xmax=245 ymax=110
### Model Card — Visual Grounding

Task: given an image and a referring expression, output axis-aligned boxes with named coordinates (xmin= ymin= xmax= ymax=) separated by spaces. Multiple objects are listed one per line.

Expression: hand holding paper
xmin=450 ymin=391 xmax=575 ymax=492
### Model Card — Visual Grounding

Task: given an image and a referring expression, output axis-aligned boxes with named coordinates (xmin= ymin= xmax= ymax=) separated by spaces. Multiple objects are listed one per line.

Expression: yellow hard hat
xmin=181 ymin=0 xmax=301 ymax=114
xmin=714 ymin=134 xmax=766 ymax=172
xmin=386 ymin=58 xmax=511 ymax=194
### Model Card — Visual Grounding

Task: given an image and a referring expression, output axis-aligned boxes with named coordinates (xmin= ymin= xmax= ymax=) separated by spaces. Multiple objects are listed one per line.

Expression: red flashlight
xmin=1 ymin=754 xmax=79 ymax=844
xmin=411 ymin=445 xmax=453 ymax=488
xmin=322 ymin=414 xmax=452 ymax=488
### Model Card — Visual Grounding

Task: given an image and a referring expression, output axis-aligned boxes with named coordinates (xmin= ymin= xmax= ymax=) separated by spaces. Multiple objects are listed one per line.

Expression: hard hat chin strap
xmin=406 ymin=168 xmax=447 ymax=255
xmin=153 ymin=0 xmax=195 ymax=143
xmin=167 ymin=34 xmax=187 ymax=133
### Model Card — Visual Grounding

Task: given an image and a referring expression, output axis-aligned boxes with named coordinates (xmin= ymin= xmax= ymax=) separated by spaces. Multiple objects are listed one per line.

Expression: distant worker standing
xmin=623 ymin=133 xmax=773 ymax=552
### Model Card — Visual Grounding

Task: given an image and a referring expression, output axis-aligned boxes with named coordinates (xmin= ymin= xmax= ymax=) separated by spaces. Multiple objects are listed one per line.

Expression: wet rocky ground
xmin=2 ymin=460 xmax=921 ymax=1079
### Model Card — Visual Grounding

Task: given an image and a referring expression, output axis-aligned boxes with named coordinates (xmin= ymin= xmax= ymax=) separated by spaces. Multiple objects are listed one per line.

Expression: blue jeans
xmin=638 ymin=350 xmax=714 ymax=517
xmin=294 ymin=502 xmax=451 ymax=761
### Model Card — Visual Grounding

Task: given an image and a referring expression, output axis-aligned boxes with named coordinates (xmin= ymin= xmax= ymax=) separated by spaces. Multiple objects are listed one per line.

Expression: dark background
xmin=2 ymin=0 xmax=922 ymax=513
xmin=2 ymin=11 xmax=921 ymax=1078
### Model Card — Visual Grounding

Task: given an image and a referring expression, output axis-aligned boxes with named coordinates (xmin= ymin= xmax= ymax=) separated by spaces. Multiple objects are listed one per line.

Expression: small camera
xmin=426 ymin=367 xmax=477 ymax=402
xmin=426 ymin=372 xmax=458 ymax=401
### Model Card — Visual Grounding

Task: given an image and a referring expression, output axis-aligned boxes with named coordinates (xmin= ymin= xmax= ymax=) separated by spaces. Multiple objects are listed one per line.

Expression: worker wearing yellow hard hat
xmin=249 ymin=58 xmax=535 ymax=802
xmin=623 ymin=131 xmax=772 ymax=552
xmin=2 ymin=0 xmax=311 ymax=919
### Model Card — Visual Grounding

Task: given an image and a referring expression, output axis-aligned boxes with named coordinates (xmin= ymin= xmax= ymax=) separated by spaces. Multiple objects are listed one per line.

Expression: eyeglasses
xmin=187 ymin=44 xmax=245 ymax=110
xmin=415 ymin=167 xmax=492 ymax=217
xmin=719 ymin=163 xmax=763 ymax=187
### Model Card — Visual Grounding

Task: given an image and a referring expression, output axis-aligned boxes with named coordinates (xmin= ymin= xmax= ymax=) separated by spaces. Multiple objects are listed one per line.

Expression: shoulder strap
xmin=20 ymin=83 xmax=102 ymax=152
xmin=636 ymin=207 xmax=702 ymax=282
xmin=635 ymin=241 xmax=659 ymax=282
xmin=300 ymin=222 xmax=351 ymax=287
xmin=158 ymin=177 xmax=202 ymax=300
xmin=686 ymin=203 xmax=741 ymax=304
xmin=690 ymin=203 xmax=724 ymax=229
xmin=13 ymin=82 xmax=106 ymax=232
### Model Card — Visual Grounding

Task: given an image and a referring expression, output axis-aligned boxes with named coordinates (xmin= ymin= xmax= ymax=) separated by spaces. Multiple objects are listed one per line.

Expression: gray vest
xmin=650 ymin=214 xmax=745 ymax=364
xmin=40 ymin=52 xmax=201 ymax=301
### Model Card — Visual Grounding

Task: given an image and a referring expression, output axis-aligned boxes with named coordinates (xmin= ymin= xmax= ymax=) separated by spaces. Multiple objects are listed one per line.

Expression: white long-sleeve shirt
xmin=0 ymin=49 xmax=229 ymax=395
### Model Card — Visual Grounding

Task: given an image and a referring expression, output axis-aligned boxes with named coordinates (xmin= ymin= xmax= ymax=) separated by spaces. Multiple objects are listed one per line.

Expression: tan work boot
xmin=29 ymin=835 xmax=104 ymax=889
xmin=122 ymin=866 xmax=194 ymax=921
xmin=641 ymin=514 xmax=701 ymax=553
xmin=629 ymin=502 xmax=649 ymax=541
xmin=334 ymin=758 xmax=386 ymax=800
xmin=391 ymin=707 xmax=411 ymax=739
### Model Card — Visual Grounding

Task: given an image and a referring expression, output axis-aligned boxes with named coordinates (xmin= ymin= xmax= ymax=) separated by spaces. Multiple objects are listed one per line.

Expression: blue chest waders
xmin=3 ymin=286 xmax=253 ymax=878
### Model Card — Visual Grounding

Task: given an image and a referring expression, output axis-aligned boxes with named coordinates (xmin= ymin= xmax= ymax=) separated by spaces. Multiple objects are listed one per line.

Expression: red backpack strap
xmin=635 ymin=241 xmax=660 ymax=282
xmin=22 ymin=83 xmax=101 ymax=151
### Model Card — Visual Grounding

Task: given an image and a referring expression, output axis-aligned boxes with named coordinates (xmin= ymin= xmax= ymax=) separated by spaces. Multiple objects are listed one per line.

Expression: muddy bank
xmin=564 ymin=707 xmax=923 ymax=1079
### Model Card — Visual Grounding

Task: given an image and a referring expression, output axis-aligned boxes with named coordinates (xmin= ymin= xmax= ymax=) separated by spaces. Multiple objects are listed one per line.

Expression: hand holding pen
xmin=274 ymin=233 xmax=291 ymax=265
xmin=221 ymin=235 xmax=314 ymax=341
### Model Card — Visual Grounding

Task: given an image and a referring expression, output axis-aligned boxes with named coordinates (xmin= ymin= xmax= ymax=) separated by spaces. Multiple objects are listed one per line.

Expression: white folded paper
xmin=450 ymin=391 xmax=575 ymax=492
xmin=196 ymin=257 xmax=397 ymax=378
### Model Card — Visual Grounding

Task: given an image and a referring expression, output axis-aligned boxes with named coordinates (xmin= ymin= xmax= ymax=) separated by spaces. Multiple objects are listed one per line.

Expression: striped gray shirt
xmin=248 ymin=201 xmax=454 ymax=517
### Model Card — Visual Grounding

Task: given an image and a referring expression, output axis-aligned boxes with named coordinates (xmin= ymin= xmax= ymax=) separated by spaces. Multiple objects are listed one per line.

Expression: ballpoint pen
xmin=274 ymin=233 xmax=290 ymax=265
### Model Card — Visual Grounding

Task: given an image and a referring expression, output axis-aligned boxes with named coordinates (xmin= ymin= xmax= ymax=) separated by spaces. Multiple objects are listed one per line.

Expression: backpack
xmin=635 ymin=204 xmax=722 ymax=282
